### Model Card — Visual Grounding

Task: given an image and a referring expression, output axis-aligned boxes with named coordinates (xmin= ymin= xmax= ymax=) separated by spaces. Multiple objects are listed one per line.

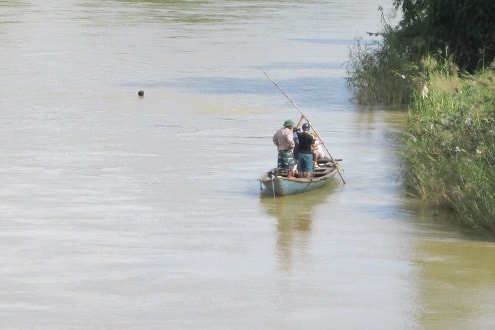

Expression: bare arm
xmin=295 ymin=115 xmax=305 ymax=130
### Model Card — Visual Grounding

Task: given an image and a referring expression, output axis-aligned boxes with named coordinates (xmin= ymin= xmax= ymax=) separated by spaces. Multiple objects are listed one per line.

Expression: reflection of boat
xmin=261 ymin=183 xmax=337 ymax=271
xmin=258 ymin=158 xmax=339 ymax=196
xmin=260 ymin=182 xmax=336 ymax=219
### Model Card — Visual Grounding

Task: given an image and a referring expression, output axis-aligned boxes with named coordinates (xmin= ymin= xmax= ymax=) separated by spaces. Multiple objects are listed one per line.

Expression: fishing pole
xmin=263 ymin=71 xmax=346 ymax=184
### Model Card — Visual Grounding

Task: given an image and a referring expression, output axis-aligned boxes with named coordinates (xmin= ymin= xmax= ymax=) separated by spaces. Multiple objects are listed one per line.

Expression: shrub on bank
xmin=401 ymin=68 xmax=495 ymax=233
xmin=346 ymin=4 xmax=495 ymax=234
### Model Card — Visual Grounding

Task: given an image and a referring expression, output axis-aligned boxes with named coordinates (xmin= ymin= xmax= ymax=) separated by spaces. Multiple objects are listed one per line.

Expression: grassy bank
xmin=401 ymin=68 xmax=495 ymax=233
xmin=346 ymin=4 xmax=495 ymax=234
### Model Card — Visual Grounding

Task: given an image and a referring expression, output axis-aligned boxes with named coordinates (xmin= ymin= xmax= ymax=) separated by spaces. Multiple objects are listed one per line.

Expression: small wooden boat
xmin=261 ymin=72 xmax=346 ymax=194
xmin=259 ymin=158 xmax=340 ymax=196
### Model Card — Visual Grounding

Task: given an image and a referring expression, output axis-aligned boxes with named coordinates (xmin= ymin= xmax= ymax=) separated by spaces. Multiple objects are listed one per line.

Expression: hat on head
xmin=302 ymin=123 xmax=310 ymax=130
xmin=283 ymin=119 xmax=295 ymax=127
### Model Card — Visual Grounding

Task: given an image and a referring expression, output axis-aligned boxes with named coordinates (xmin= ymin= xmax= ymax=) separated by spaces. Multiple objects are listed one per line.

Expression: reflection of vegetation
xmin=113 ymin=0 xmax=207 ymax=4
xmin=108 ymin=0 xmax=278 ymax=24
xmin=260 ymin=183 xmax=337 ymax=271
xmin=177 ymin=15 xmax=217 ymax=24
xmin=108 ymin=0 xmax=224 ymax=23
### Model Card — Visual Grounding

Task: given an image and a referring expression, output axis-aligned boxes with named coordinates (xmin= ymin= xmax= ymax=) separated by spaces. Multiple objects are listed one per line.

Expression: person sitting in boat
xmin=296 ymin=122 xmax=316 ymax=178
xmin=273 ymin=119 xmax=297 ymax=178
xmin=312 ymin=133 xmax=325 ymax=168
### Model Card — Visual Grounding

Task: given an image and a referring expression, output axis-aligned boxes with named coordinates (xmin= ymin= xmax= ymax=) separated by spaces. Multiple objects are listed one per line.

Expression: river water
xmin=1 ymin=1 xmax=495 ymax=329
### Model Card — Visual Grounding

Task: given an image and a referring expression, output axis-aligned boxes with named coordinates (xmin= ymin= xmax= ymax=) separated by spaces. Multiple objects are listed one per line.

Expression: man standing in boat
xmin=273 ymin=119 xmax=297 ymax=178
xmin=296 ymin=121 xmax=316 ymax=178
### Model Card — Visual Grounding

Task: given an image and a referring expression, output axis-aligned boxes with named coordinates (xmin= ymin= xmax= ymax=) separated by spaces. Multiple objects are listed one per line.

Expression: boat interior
xmin=269 ymin=159 xmax=337 ymax=179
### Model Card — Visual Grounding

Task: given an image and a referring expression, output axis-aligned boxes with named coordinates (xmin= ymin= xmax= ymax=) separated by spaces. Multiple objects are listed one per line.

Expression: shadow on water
xmin=260 ymin=181 xmax=339 ymax=271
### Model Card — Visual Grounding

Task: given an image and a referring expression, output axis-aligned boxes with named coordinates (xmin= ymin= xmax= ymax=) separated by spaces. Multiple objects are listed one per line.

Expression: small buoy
xmin=138 ymin=90 xmax=144 ymax=97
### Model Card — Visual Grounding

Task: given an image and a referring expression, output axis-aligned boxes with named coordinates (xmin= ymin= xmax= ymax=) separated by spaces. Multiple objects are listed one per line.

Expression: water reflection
xmin=260 ymin=182 xmax=338 ymax=271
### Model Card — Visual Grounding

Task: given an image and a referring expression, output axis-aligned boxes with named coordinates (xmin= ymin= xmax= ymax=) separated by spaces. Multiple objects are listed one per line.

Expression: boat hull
xmin=259 ymin=167 xmax=337 ymax=196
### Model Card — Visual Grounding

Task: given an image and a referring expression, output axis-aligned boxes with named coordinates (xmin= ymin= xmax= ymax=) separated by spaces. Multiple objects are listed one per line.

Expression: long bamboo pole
xmin=263 ymin=71 xmax=346 ymax=184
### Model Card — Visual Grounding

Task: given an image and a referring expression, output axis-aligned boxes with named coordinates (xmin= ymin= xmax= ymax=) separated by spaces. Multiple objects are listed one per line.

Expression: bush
xmin=401 ymin=67 xmax=495 ymax=233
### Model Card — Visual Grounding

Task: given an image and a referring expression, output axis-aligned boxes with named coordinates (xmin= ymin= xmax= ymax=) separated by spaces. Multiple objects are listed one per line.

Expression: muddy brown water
xmin=1 ymin=1 xmax=495 ymax=328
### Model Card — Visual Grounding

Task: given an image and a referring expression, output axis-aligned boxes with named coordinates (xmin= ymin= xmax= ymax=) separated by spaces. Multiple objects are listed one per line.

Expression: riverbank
xmin=401 ymin=68 xmax=495 ymax=234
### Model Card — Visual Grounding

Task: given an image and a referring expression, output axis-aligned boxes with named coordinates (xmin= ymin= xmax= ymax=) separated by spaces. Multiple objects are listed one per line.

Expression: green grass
xmin=346 ymin=10 xmax=495 ymax=234
xmin=401 ymin=68 xmax=495 ymax=233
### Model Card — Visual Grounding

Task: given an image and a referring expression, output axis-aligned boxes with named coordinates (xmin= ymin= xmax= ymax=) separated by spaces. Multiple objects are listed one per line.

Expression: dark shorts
xmin=298 ymin=153 xmax=314 ymax=172
xmin=277 ymin=150 xmax=296 ymax=170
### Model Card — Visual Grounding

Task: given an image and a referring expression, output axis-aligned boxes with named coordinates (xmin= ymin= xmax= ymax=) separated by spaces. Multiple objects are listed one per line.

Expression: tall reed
xmin=347 ymin=8 xmax=495 ymax=233
xmin=401 ymin=68 xmax=495 ymax=233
